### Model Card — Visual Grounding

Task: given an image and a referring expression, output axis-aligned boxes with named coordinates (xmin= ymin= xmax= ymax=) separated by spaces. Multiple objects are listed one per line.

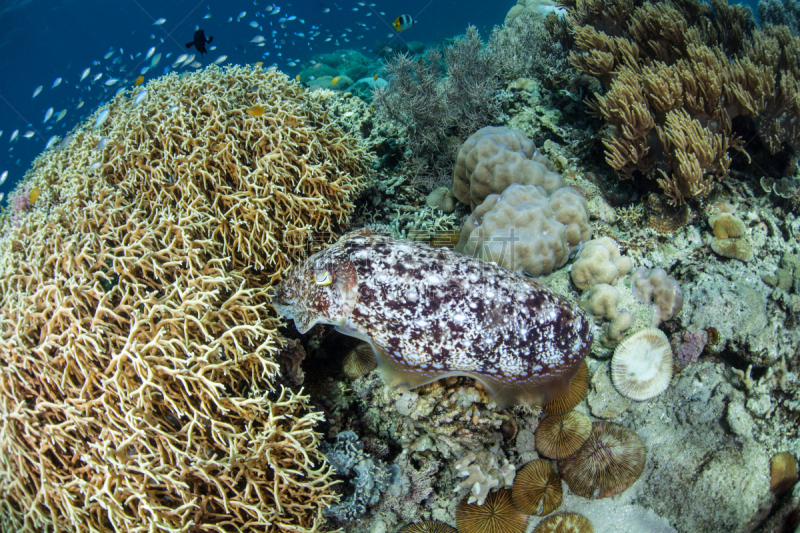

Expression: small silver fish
xmin=23 ymin=130 xmax=35 ymax=138
xmin=10 ymin=130 xmax=18 ymax=142
xmin=45 ymin=136 xmax=58 ymax=149
xmin=213 ymin=55 xmax=228 ymax=64
xmin=146 ymin=46 xmax=155 ymax=60
xmin=32 ymin=85 xmax=42 ymax=98
xmin=80 ymin=68 xmax=90 ymax=81
xmin=153 ymin=18 xmax=166 ymax=25
xmin=105 ymin=78 xmax=119 ymax=86
xmin=134 ymin=90 xmax=148 ymax=104
xmin=94 ymin=109 xmax=110 ymax=129
xmin=43 ymin=108 xmax=53 ymax=122
xmin=51 ymin=77 xmax=62 ymax=88
xmin=55 ymin=109 xmax=67 ymax=123
xmin=167 ymin=105 xmax=179 ymax=112
xmin=96 ymin=137 xmax=110 ymax=150
xmin=0 ymin=170 xmax=7 ymax=185
xmin=88 ymin=161 xmax=102 ymax=171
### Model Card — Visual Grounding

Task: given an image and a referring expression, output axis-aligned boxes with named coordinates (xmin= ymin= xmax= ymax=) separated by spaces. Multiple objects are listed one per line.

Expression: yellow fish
xmin=296 ymin=74 xmax=301 ymax=82
xmin=713 ymin=221 xmax=728 ymax=239
xmin=373 ymin=73 xmax=378 ymax=81
xmin=331 ymin=77 xmax=340 ymax=84
xmin=392 ymin=14 xmax=416 ymax=32
xmin=246 ymin=105 xmax=265 ymax=117
xmin=134 ymin=75 xmax=145 ymax=86
xmin=29 ymin=186 xmax=40 ymax=204
xmin=255 ymin=61 xmax=263 ymax=68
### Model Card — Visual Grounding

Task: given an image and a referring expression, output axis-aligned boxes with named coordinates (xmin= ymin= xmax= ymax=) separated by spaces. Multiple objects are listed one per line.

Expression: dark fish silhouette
xmin=186 ymin=29 xmax=213 ymax=55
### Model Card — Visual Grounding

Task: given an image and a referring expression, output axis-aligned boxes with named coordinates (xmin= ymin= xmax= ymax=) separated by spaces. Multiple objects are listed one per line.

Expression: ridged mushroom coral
xmin=0 ymin=65 xmax=370 ymax=532
xmin=612 ymin=328 xmax=674 ymax=401
xmin=558 ymin=422 xmax=646 ymax=499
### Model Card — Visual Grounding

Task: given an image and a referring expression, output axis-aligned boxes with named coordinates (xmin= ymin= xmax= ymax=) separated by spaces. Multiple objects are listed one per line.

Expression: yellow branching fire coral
xmin=0 ymin=65 xmax=370 ymax=532
xmin=565 ymin=0 xmax=800 ymax=205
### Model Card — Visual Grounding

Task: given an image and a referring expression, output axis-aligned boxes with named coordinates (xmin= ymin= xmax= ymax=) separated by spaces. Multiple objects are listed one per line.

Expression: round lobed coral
xmin=570 ymin=237 xmax=633 ymax=291
xmin=630 ymin=267 xmax=684 ymax=326
xmin=456 ymin=184 xmax=568 ymax=276
xmin=0 ymin=65 xmax=370 ymax=531
xmin=452 ymin=126 xmax=564 ymax=210
xmin=579 ymin=283 xmax=620 ymax=320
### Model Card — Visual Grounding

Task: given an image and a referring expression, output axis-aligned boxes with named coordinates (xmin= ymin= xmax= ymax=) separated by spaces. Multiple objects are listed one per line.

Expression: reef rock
xmin=274 ymin=229 xmax=593 ymax=406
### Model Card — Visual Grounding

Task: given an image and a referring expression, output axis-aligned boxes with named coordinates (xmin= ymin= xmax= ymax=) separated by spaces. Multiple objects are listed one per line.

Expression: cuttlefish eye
xmin=314 ymin=270 xmax=334 ymax=286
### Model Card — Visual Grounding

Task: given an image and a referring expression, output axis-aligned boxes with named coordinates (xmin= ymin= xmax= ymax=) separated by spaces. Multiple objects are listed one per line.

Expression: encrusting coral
xmin=0 ymin=65 xmax=370 ymax=532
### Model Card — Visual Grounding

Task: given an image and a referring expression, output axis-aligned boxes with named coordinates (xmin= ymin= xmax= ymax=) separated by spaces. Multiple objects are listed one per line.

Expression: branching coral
xmin=0 ymin=65 xmax=370 ymax=532
xmin=566 ymin=0 xmax=799 ymax=205
xmin=373 ymin=26 xmax=502 ymax=189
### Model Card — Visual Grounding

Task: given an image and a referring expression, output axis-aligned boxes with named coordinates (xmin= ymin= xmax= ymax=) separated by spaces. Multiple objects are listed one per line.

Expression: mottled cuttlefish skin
xmin=274 ymin=229 xmax=593 ymax=407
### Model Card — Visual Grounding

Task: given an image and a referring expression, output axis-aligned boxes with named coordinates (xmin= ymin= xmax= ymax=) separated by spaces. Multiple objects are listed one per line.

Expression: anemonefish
xmin=392 ymin=14 xmax=416 ymax=32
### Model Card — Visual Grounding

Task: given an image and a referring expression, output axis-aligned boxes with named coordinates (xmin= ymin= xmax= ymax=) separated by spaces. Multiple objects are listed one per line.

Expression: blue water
xmin=0 ymin=0 xmax=511 ymax=198
xmin=0 ymin=0 xmax=768 ymax=200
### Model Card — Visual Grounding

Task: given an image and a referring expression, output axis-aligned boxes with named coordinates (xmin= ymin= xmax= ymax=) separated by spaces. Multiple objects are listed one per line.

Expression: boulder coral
xmin=0 ymin=65 xmax=370 ymax=532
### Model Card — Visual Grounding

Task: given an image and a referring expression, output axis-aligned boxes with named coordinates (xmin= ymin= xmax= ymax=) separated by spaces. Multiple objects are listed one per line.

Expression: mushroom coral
xmin=0 ymin=65 xmax=370 ymax=531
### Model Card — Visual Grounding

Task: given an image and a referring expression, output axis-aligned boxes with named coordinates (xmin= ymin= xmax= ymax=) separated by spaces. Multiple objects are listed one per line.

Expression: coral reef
xmin=0 ymin=65 xmax=370 ymax=532
xmin=488 ymin=10 xmax=570 ymax=88
xmin=321 ymin=431 xmax=393 ymax=520
xmin=373 ymin=27 xmax=502 ymax=189
xmin=758 ymin=0 xmax=800 ymax=36
xmin=451 ymin=126 xmax=564 ymax=210
xmin=565 ymin=0 xmax=800 ymax=205
xmin=630 ymin=267 xmax=684 ymax=326
xmin=571 ymin=237 xmax=633 ymax=291
xmin=453 ymin=450 xmax=516 ymax=505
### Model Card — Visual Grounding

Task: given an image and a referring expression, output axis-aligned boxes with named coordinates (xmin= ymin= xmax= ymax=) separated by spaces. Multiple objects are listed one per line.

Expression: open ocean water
xmin=0 ymin=0 xmax=514 ymax=199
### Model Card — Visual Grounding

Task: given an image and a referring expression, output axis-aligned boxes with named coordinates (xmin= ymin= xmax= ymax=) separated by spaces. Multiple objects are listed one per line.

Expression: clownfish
xmin=392 ymin=14 xmax=416 ymax=32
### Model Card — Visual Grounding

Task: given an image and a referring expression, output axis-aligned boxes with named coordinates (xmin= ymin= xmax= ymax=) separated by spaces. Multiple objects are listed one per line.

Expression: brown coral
xmin=770 ymin=451 xmax=798 ymax=495
xmin=532 ymin=512 xmax=594 ymax=533
xmin=710 ymin=237 xmax=754 ymax=262
xmin=566 ymin=0 xmax=800 ymax=206
xmin=543 ymin=360 xmax=590 ymax=415
xmin=456 ymin=488 xmax=528 ymax=533
xmin=512 ymin=459 xmax=563 ymax=516
xmin=558 ymin=422 xmax=646 ymax=499
xmin=343 ymin=342 xmax=378 ymax=379
xmin=400 ymin=521 xmax=458 ymax=533
xmin=535 ymin=411 xmax=593 ymax=460
xmin=0 ymin=65 xmax=370 ymax=532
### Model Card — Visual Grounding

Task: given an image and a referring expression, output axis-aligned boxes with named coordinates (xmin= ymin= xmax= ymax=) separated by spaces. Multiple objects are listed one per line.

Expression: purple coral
xmin=9 ymin=186 xmax=32 ymax=213
xmin=670 ymin=330 xmax=708 ymax=369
